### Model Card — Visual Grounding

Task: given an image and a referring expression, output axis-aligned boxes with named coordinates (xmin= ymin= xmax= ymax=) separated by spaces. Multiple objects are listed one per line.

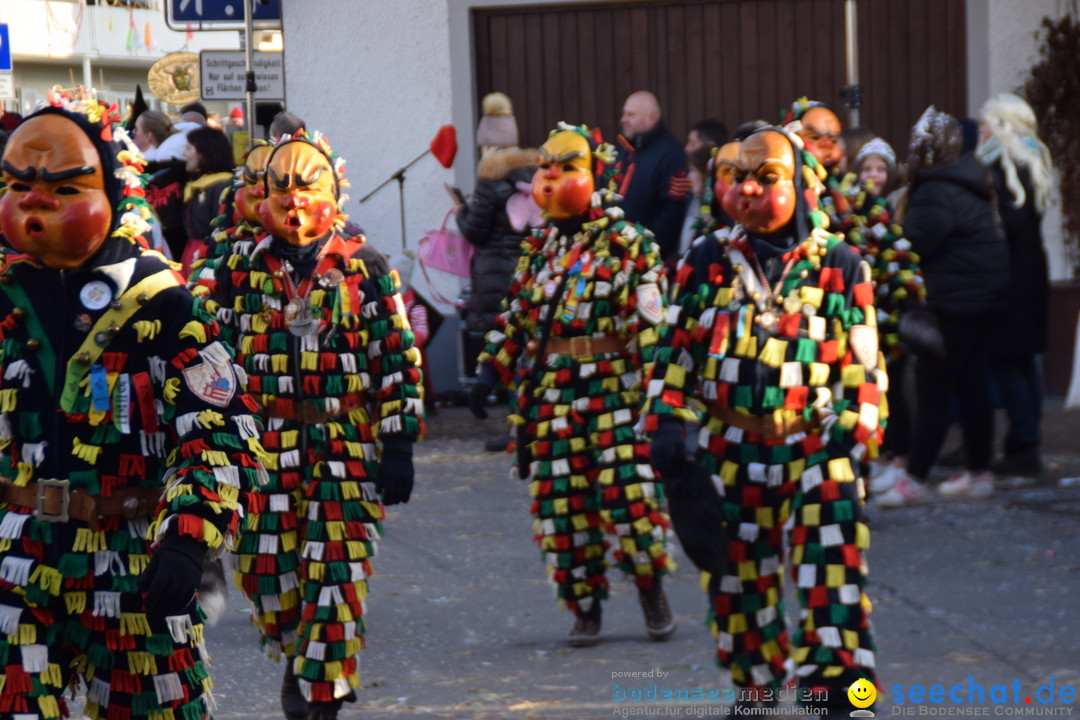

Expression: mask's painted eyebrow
xmin=268 ymin=166 xmax=289 ymax=189
xmin=2 ymin=161 xmax=35 ymax=181
xmin=296 ymin=166 xmax=327 ymax=187
xmin=539 ymin=147 xmax=585 ymax=164
xmin=40 ymin=165 xmax=96 ymax=183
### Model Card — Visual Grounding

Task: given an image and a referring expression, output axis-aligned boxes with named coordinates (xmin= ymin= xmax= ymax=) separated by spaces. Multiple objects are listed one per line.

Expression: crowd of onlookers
xmin=455 ymin=91 xmax=1056 ymax=508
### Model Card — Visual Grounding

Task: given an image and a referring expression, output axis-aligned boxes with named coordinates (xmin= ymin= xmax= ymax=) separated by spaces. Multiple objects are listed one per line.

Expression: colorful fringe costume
xmin=643 ymin=144 xmax=884 ymax=697
xmin=0 ymin=97 xmax=265 ymax=720
xmin=478 ymin=150 xmax=672 ymax=615
xmin=192 ymin=226 xmax=423 ymax=703
xmin=838 ymin=188 xmax=925 ymax=360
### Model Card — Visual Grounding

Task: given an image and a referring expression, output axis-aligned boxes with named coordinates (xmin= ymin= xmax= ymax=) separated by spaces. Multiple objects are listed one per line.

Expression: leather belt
xmin=542 ymin=334 xmax=627 ymax=359
xmin=260 ymin=392 xmax=366 ymax=423
xmin=708 ymin=404 xmax=818 ymax=439
xmin=0 ymin=479 xmax=163 ymax=531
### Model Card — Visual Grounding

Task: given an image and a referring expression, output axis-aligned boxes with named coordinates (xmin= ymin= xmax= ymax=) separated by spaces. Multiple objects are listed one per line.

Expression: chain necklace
xmin=269 ymin=241 xmax=333 ymax=337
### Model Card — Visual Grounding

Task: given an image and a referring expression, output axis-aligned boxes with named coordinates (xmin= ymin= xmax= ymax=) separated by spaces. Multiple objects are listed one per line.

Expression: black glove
xmin=377 ymin=437 xmax=414 ymax=505
xmin=138 ymin=534 xmax=205 ymax=619
xmin=649 ymin=417 xmax=687 ymax=478
xmin=469 ymin=364 xmax=498 ymax=419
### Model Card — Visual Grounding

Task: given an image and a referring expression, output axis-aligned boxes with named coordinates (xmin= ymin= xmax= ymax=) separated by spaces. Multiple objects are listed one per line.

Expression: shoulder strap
xmin=59 ymin=268 xmax=182 ymax=413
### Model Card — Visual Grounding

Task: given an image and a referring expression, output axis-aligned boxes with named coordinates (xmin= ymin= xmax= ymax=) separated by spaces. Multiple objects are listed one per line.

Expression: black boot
xmin=281 ymin=662 xmax=309 ymax=720
xmin=567 ymin=599 xmax=602 ymax=647
xmin=638 ymin=582 xmax=677 ymax=641
xmin=307 ymin=699 xmax=343 ymax=720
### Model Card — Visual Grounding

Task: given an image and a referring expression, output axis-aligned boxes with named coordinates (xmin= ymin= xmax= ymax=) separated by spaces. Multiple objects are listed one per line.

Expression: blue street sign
xmin=166 ymin=0 xmax=282 ymax=30
xmin=0 ymin=25 xmax=11 ymax=73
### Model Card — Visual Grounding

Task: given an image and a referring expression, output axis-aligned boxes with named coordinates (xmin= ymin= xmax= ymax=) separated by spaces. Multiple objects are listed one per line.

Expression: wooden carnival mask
xmin=259 ymin=140 xmax=338 ymax=246
xmin=0 ymin=114 xmax=112 ymax=268
xmin=235 ymin=143 xmax=272 ymax=226
xmin=726 ymin=130 xmax=797 ymax=235
xmin=532 ymin=130 xmax=595 ymax=220
xmin=713 ymin=141 xmax=741 ymax=218
xmin=796 ymin=106 xmax=843 ymax=171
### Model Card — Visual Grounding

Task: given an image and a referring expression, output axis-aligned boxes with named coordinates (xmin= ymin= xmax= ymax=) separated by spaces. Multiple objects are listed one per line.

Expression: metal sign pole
xmin=244 ymin=0 xmax=256 ymax=141
xmin=844 ymin=0 xmax=861 ymax=128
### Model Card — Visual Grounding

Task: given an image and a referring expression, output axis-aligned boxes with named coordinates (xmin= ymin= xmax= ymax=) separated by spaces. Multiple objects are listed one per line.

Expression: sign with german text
xmin=199 ymin=51 xmax=285 ymax=102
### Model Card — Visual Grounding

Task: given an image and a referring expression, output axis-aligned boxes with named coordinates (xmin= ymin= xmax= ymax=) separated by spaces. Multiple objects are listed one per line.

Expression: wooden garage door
xmin=473 ymin=0 xmax=967 ymax=157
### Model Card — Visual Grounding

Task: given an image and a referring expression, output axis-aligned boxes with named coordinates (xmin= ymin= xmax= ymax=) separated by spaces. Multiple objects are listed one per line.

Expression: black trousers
xmin=908 ymin=310 xmax=995 ymax=480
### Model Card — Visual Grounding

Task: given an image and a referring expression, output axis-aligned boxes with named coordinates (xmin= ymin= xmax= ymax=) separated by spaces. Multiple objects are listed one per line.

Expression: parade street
xmin=171 ymin=405 xmax=1078 ymax=720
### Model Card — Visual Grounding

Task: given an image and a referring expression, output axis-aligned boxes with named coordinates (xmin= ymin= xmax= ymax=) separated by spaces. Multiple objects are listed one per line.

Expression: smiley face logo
xmin=848 ymin=678 xmax=877 ymax=709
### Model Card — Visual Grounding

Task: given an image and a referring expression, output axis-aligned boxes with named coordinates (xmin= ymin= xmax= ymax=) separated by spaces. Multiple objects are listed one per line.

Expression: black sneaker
xmin=638 ymin=585 xmax=677 ymax=640
xmin=567 ymin=601 xmax=602 ymax=647
xmin=992 ymin=446 xmax=1042 ymax=476
xmin=280 ymin=662 xmax=308 ymax=720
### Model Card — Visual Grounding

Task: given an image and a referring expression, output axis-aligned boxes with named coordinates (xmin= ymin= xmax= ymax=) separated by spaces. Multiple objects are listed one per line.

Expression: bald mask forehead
xmin=0 ymin=114 xmax=112 ymax=268
xmin=267 ymin=142 xmax=335 ymax=199
xmin=737 ymin=131 xmax=795 ymax=179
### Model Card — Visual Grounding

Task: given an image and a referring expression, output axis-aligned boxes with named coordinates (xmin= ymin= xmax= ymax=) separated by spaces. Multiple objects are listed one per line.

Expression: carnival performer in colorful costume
xmin=470 ymin=123 xmax=675 ymax=646
xmin=644 ymin=127 xmax=883 ymax=708
xmin=0 ymin=94 xmax=265 ymax=720
xmin=190 ymin=130 xmax=422 ymax=720
xmin=196 ymin=140 xmax=272 ymax=270
xmin=784 ymin=99 xmax=850 ymax=231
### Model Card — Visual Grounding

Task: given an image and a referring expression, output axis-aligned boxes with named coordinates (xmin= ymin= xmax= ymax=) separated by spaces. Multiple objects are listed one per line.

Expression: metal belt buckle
xmin=570 ymin=336 xmax=590 ymax=358
xmin=36 ymin=478 xmax=70 ymax=523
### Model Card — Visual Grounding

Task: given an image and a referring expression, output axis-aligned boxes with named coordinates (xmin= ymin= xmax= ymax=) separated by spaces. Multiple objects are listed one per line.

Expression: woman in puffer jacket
xmin=456 ymin=92 xmax=540 ymax=334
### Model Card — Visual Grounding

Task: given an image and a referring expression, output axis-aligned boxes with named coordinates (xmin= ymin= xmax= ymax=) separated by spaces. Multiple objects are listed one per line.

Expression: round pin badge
xmin=80 ymin=281 xmax=112 ymax=311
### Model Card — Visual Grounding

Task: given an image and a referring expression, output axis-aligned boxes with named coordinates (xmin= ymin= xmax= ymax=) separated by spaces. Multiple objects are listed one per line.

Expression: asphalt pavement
xmin=77 ymin=400 xmax=1080 ymax=719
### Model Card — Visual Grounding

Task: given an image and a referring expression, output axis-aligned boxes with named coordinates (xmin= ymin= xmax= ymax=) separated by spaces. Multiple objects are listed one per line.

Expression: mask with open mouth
xmin=0 ymin=113 xmax=112 ymax=268
xmin=258 ymin=137 xmax=340 ymax=246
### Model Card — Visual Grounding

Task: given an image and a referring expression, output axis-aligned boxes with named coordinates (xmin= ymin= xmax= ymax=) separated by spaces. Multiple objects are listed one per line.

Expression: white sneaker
xmin=875 ymin=475 xmax=930 ymax=509
xmin=938 ymin=471 xmax=995 ymax=499
xmin=870 ymin=465 xmax=902 ymax=495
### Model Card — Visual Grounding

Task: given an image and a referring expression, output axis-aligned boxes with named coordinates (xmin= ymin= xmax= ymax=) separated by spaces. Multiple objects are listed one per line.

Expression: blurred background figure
xmin=617 ymin=90 xmax=689 ymax=264
xmin=977 ymin=93 xmax=1056 ymax=476
xmin=891 ymin=107 xmax=1010 ymax=504
xmin=179 ymin=126 xmax=235 ymax=276
xmin=683 ymin=117 xmax=728 ymax=155
xmin=455 ymin=91 xmax=539 ymax=450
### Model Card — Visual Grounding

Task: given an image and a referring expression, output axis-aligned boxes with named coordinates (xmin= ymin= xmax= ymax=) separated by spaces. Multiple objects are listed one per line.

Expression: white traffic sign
xmin=0 ymin=73 xmax=14 ymax=101
xmin=199 ymin=51 xmax=284 ymax=102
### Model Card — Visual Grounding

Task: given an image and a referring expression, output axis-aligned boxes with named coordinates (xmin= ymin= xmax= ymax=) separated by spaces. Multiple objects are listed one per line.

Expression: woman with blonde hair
xmin=977 ymin=92 xmax=1055 ymax=475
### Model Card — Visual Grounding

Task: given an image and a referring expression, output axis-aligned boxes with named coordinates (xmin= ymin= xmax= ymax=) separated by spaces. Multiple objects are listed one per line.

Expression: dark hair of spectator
xmin=138 ymin=110 xmax=173 ymax=147
xmin=689 ymin=119 xmax=729 ymax=147
xmin=186 ymin=127 xmax=235 ymax=175
xmin=733 ymin=120 xmax=769 ymax=141
xmin=179 ymin=102 xmax=209 ymax=120
xmin=688 ymin=146 xmax=713 ymax=176
xmin=270 ymin=111 xmax=306 ymax=140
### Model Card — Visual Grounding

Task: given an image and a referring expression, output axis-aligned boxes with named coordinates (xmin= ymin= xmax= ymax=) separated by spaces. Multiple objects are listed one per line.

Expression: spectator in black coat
xmin=885 ymin=107 xmax=1010 ymax=506
xmin=977 ymin=93 xmax=1055 ymax=475
xmin=456 ymin=93 xmax=539 ymax=333
xmin=457 ymin=93 xmax=540 ymax=451
xmin=617 ymin=91 xmax=689 ymax=262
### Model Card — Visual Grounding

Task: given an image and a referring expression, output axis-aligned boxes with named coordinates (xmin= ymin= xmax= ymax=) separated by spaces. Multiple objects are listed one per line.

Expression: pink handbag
xmin=417 ymin=209 xmax=474 ymax=278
